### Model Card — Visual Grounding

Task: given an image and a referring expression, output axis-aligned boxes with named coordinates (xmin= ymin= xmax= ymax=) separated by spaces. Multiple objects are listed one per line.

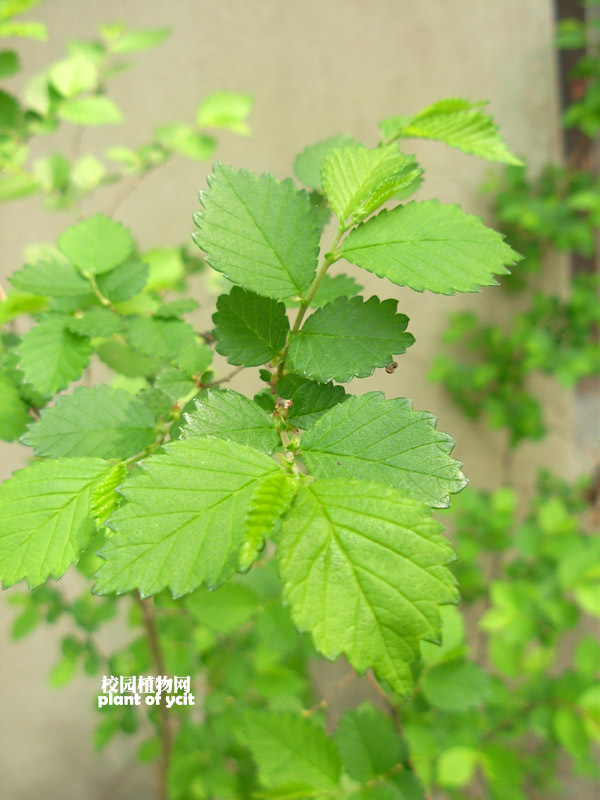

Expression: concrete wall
xmin=0 ymin=1 xmax=573 ymax=797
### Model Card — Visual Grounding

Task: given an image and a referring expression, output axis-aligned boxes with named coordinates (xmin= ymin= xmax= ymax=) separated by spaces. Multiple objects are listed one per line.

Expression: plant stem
xmin=135 ymin=591 xmax=172 ymax=800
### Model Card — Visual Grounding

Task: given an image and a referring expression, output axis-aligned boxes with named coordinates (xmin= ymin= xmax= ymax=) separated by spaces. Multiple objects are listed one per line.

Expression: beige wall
xmin=0 ymin=1 xmax=574 ymax=797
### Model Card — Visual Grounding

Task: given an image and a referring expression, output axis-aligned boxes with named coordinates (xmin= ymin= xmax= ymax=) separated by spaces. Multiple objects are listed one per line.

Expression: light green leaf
xmin=0 ymin=457 xmax=111 ymax=588
xmin=305 ymin=273 xmax=363 ymax=308
xmin=49 ymin=55 xmax=98 ymax=97
xmin=196 ymin=91 xmax=253 ymax=135
xmin=242 ymin=710 xmax=341 ymax=791
xmin=322 ymin=144 xmax=422 ymax=224
xmin=334 ymin=706 xmax=403 ymax=781
xmin=142 ymin=247 xmax=185 ymax=290
xmin=96 ymin=260 xmax=148 ymax=302
xmin=126 ymin=316 xmax=196 ymax=360
xmin=91 ymin=461 xmax=128 ymax=525
xmin=154 ymin=368 xmax=194 ymax=401
xmin=17 ymin=316 xmax=92 ymax=396
xmin=421 ymin=659 xmax=490 ymax=711
xmin=10 ymin=260 xmax=91 ymax=297
xmin=193 ymin=164 xmax=321 ymax=300
xmin=0 ymin=290 xmax=47 ymax=324
xmin=239 ymin=472 xmax=298 ymax=571
xmin=0 ymin=171 xmax=39 ymax=201
xmin=380 ymin=99 xmax=522 ymax=165
xmin=22 ymin=385 xmax=156 ymax=459
xmin=94 ymin=438 xmax=281 ymax=597
xmin=287 ymin=295 xmax=414 ymax=383
xmin=58 ymin=95 xmax=123 ymax=126
xmin=186 ymin=581 xmax=261 ymax=633
xmin=111 ymin=27 xmax=171 ymax=54
xmin=278 ymin=374 xmax=347 ymax=429
xmin=301 ymin=392 xmax=466 ymax=507
xmin=278 ymin=480 xmax=457 ymax=694
xmin=0 ymin=21 xmax=46 ymax=40
xmin=0 ymin=371 xmax=29 ymax=441
xmin=58 ymin=215 xmax=134 ymax=276
xmin=340 ymin=200 xmax=520 ymax=294
xmin=182 ymin=389 xmax=280 ymax=454
xmin=213 ymin=287 xmax=290 ymax=367
xmin=294 ymin=134 xmax=360 ymax=191
xmin=437 ymin=746 xmax=479 ymax=788
xmin=155 ymin=123 xmax=216 ymax=161
xmin=65 ymin=308 xmax=123 ymax=338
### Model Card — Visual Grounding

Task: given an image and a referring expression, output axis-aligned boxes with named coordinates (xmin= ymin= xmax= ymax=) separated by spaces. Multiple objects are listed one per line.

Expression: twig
xmin=205 ymin=365 xmax=245 ymax=388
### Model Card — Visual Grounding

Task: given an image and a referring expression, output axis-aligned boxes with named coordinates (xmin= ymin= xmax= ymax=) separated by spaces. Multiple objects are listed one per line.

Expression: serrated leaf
xmin=0 ymin=371 xmax=30 ymax=441
xmin=182 ymin=389 xmax=280 ymax=454
xmin=278 ymin=479 xmax=458 ymax=695
xmin=64 ymin=307 xmax=123 ymax=338
xmin=213 ymin=287 xmax=290 ymax=367
xmin=22 ymin=385 xmax=156 ymax=459
xmin=277 ymin=374 xmax=347 ymax=429
xmin=186 ymin=581 xmax=261 ymax=632
xmin=57 ymin=95 xmax=123 ymax=125
xmin=111 ymin=27 xmax=171 ymax=53
xmin=193 ymin=164 xmax=321 ymax=300
xmin=242 ymin=710 xmax=341 ymax=791
xmin=380 ymin=99 xmax=522 ymax=165
xmin=126 ymin=316 xmax=195 ymax=360
xmin=334 ymin=707 xmax=403 ymax=781
xmin=91 ymin=462 xmax=128 ymax=525
xmin=58 ymin=215 xmax=134 ymax=276
xmin=421 ymin=659 xmax=490 ymax=711
xmin=340 ymin=201 xmax=520 ymax=294
xmin=17 ymin=316 xmax=92 ymax=396
xmin=196 ymin=91 xmax=253 ymax=135
xmin=287 ymin=295 xmax=414 ymax=383
xmin=294 ymin=134 xmax=360 ymax=191
xmin=239 ymin=472 xmax=298 ymax=571
xmin=0 ymin=458 xmax=111 ymax=588
xmin=322 ymin=144 xmax=422 ymax=224
xmin=10 ymin=260 xmax=91 ymax=297
xmin=94 ymin=438 xmax=281 ymax=597
xmin=96 ymin=260 xmax=148 ymax=302
xmin=301 ymin=392 xmax=466 ymax=507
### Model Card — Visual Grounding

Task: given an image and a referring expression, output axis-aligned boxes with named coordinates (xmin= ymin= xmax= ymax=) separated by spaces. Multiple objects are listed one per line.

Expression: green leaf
xmin=142 ymin=247 xmax=185 ymax=290
xmin=126 ymin=316 xmax=195 ymax=360
xmin=437 ymin=747 xmax=479 ymax=788
xmin=49 ymin=655 xmax=78 ymax=687
xmin=301 ymin=392 xmax=466 ymax=507
xmin=57 ymin=95 xmax=123 ymax=125
xmin=49 ymin=54 xmax=98 ymax=97
xmin=213 ymin=287 xmax=290 ymax=367
xmin=0 ymin=50 xmax=19 ymax=78
xmin=380 ymin=99 xmax=522 ymax=165
xmin=196 ymin=91 xmax=254 ymax=135
xmin=239 ymin=472 xmax=298 ymax=571
xmin=154 ymin=368 xmax=194 ymax=401
xmin=340 ymin=201 xmax=520 ymax=295
xmin=10 ymin=260 xmax=91 ymax=297
xmin=322 ymin=144 xmax=422 ymax=224
xmin=111 ymin=27 xmax=171 ymax=54
xmin=155 ymin=123 xmax=216 ymax=161
xmin=22 ymin=386 xmax=156 ymax=459
xmin=278 ymin=479 xmax=457 ymax=694
xmin=0 ymin=457 xmax=111 ymax=588
xmin=96 ymin=260 xmax=148 ymax=302
xmin=334 ymin=706 xmax=403 ymax=781
xmin=94 ymin=438 xmax=281 ymax=597
xmin=0 ymin=290 xmax=47 ymax=324
xmin=17 ymin=316 xmax=92 ymax=396
xmin=91 ymin=462 xmax=128 ymax=525
xmin=58 ymin=215 xmax=135 ymax=275
xmin=175 ymin=340 xmax=212 ymax=374
xmin=96 ymin=339 xmax=161 ymax=378
xmin=0 ymin=171 xmax=39 ymax=201
xmin=421 ymin=659 xmax=490 ymax=711
xmin=155 ymin=298 xmax=199 ymax=319
xmin=64 ymin=308 xmax=123 ymax=338
xmin=277 ymin=374 xmax=347 ymax=429
xmin=306 ymin=273 xmax=363 ymax=307
xmin=193 ymin=164 xmax=321 ymax=300
xmin=0 ymin=371 xmax=30 ymax=441
xmin=294 ymin=134 xmax=360 ymax=191
xmin=186 ymin=581 xmax=261 ymax=633
xmin=242 ymin=710 xmax=341 ymax=791
xmin=182 ymin=389 xmax=280 ymax=454
xmin=287 ymin=296 xmax=414 ymax=383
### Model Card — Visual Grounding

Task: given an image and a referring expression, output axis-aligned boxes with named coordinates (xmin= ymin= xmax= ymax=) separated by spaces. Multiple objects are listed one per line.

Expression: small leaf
xmin=294 ymin=134 xmax=360 ymax=191
xmin=239 ymin=472 xmax=298 ymax=571
xmin=57 ymin=95 xmax=123 ymax=125
xmin=91 ymin=462 xmax=128 ymax=526
xmin=10 ymin=260 xmax=91 ymax=297
xmin=59 ymin=215 xmax=134 ymax=275
xmin=111 ymin=27 xmax=171 ymax=54
xmin=213 ymin=287 xmax=290 ymax=367
xmin=287 ymin=295 xmax=414 ymax=383
xmin=185 ymin=581 xmax=261 ymax=633
xmin=0 ymin=458 xmax=112 ymax=588
xmin=334 ymin=706 xmax=403 ymax=781
xmin=0 ymin=172 xmax=39 ymax=201
xmin=301 ymin=392 xmax=466 ymax=507
xmin=0 ymin=372 xmax=30 ymax=441
xmin=49 ymin=54 xmax=98 ymax=97
xmin=0 ymin=50 xmax=19 ymax=78
xmin=277 ymin=374 xmax=347 ymax=429
xmin=421 ymin=659 xmax=490 ymax=711
xmin=155 ymin=123 xmax=216 ymax=161
xmin=340 ymin=200 xmax=520 ymax=295
xmin=126 ymin=316 xmax=196 ymax=360
xmin=182 ymin=389 xmax=280 ymax=454
xmin=196 ymin=91 xmax=254 ymax=135
xmin=193 ymin=164 xmax=321 ymax=300
xmin=96 ymin=260 xmax=148 ymax=302
xmin=22 ymin=385 xmax=156 ymax=459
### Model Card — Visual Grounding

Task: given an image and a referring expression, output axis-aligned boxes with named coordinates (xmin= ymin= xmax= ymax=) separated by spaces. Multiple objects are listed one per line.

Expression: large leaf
xmin=278 ymin=479 xmax=457 ymax=695
xmin=193 ymin=164 xmax=321 ymax=300
xmin=294 ymin=134 xmax=360 ymax=191
xmin=340 ymin=200 xmax=520 ymax=294
xmin=182 ymin=389 xmax=280 ymax=454
xmin=58 ymin=215 xmax=134 ymax=275
xmin=380 ymin=99 xmax=522 ymax=165
xmin=0 ymin=458 xmax=111 ymax=588
xmin=242 ymin=710 xmax=341 ymax=791
xmin=17 ymin=316 xmax=92 ymax=396
xmin=301 ymin=392 xmax=466 ymax=507
xmin=21 ymin=385 xmax=156 ymax=459
xmin=94 ymin=438 xmax=281 ymax=597
xmin=212 ymin=286 xmax=290 ymax=367
xmin=322 ymin=144 xmax=422 ymax=224
xmin=287 ymin=295 xmax=414 ymax=383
